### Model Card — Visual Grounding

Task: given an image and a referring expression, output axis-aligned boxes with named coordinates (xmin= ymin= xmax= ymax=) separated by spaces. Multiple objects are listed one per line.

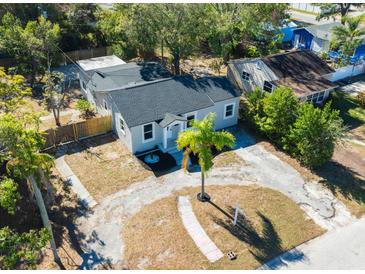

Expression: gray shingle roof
xmin=158 ymin=113 xmax=187 ymax=128
xmin=88 ymin=62 xmax=172 ymax=91
xmin=305 ymin=22 xmax=341 ymax=40
xmin=109 ymin=76 xmax=241 ymax=128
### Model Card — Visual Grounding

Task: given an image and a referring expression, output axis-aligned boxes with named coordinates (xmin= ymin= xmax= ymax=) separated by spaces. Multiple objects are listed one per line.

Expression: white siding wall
xmin=227 ymin=60 xmax=278 ymax=93
xmin=129 ymin=97 xmax=240 ymax=154
xmin=310 ymin=37 xmax=329 ymax=53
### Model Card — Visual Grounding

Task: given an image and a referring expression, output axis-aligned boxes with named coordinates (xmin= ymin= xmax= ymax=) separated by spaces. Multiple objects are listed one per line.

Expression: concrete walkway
xmin=55 ymin=156 xmax=97 ymax=208
xmin=261 ymin=217 xmax=365 ymax=270
xmin=178 ymin=196 xmax=224 ymax=262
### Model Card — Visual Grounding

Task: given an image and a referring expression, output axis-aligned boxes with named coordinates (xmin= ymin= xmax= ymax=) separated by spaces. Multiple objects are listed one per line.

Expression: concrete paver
xmin=178 ymin=196 xmax=224 ymax=262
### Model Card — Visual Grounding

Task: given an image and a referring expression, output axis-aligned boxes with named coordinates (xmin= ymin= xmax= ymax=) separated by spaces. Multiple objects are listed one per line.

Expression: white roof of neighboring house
xmin=77 ymin=55 xmax=126 ymax=71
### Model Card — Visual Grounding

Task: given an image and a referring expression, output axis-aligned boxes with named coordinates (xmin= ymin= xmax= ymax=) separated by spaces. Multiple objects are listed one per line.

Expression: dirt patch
xmin=213 ymin=151 xmax=248 ymax=168
xmin=315 ymin=141 xmax=365 ymax=218
xmin=123 ymin=185 xmax=324 ymax=270
xmin=37 ymin=169 xmax=85 ymax=269
xmin=64 ymin=134 xmax=154 ymax=202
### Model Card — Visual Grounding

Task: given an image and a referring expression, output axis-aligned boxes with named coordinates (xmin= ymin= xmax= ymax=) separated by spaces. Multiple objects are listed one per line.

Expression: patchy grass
xmin=64 ymin=134 xmax=154 ymax=202
xmin=123 ymin=185 xmax=324 ymax=270
xmin=330 ymin=90 xmax=365 ymax=130
xmin=213 ymin=151 xmax=247 ymax=168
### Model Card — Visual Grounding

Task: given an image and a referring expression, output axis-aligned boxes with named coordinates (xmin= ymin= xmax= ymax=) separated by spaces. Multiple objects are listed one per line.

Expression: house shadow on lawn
xmin=314 ymin=160 xmax=365 ymax=212
xmin=208 ymin=202 xmax=306 ymax=269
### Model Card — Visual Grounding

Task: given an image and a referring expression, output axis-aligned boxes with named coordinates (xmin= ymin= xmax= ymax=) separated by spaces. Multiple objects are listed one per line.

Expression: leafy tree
xmin=0 ymin=113 xmax=60 ymax=265
xmin=0 ymin=227 xmax=50 ymax=269
xmin=151 ymin=4 xmax=209 ymax=74
xmin=0 ymin=68 xmax=31 ymax=113
xmin=43 ymin=71 xmax=67 ymax=127
xmin=288 ymin=103 xmax=345 ymax=167
xmin=332 ymin=14 xmax=365 ymax=58
xmin=76 ymin=99 xmax=95 ymax=119
xmin=259 ymin=86 xmax=299 ymax=145
xmin=0 ymin=13 xmax=61 ymax=85
xmin=206 ymin=3 xmax=289 ymax=60
xmin=96 ymin=5 xmax=137 ymax=59
xmin=314 ymin=3 xmax=364 ymax=24
xmin=61 ymin=3 xmax=104 ymax=51
xmin=177 ymin=113 xmax=235 ymax=201
xmin=0 ymin=177 xmax=20 ymax=215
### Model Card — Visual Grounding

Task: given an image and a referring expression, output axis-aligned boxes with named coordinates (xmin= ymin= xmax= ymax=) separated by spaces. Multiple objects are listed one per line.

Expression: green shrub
xmin=287 ymin=103 xmax=345 ymax=168
xmin=0 ymin=178 xmax=20 ymax=215
xmin=259 ymin=86 xmax=299 ymax=146
xmin=76 ymin=99 xmax=95 ymax=119
xmin=0 ymin=227 xmax=50 ymax=269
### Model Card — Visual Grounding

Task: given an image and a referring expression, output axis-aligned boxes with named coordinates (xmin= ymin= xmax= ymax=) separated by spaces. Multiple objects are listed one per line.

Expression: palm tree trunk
xmin=29 ymin=175 xmax=61 ymax=265
xmin=201 ymin=170 xmax=205 ymax=197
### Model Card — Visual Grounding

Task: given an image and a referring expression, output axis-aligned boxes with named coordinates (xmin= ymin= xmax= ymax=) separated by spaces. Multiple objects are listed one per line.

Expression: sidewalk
xmin=261 ymin=217 xmax=365 ymax=270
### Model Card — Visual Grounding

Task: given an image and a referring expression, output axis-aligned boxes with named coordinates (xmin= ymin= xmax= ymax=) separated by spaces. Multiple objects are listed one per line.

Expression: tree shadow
xmin=45 ymin=173 xmax=112 ymax=269
xmin=208 ymin=201 xmax=305 ymax=267
xmin=314 ymin=160 xmax=365 ymax=207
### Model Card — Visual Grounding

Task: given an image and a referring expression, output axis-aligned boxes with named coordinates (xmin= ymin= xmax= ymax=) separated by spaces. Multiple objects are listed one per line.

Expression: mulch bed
xmin=137 ymin=150 xmax=176 ymax=173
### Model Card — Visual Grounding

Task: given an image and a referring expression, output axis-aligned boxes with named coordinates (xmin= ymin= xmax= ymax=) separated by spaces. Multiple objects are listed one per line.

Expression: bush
xmin=241 ymin=86 xmax=344 ymax=168
xmin=357 ymin=91 xmax=365 ymax=108
xmin=76 ymin=99 xmax=95 ymax=119
xmin=287 ymin=103 xmax=344 ymax=168
xmin=240 ymin=88 xmax=266 ymax=130
xmin=0 ymin=178 xmax=20 ymax=215
xmin=0 ymin=227 xmax=50 ymax=269
xmin=259 ymin=86 xmax=299 ymax=146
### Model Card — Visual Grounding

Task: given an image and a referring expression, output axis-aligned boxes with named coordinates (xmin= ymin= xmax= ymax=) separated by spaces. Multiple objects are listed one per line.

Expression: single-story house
xmin=292 ymin=22 xmax=342 ymax=52
xmin=292 ymin=22 xmax=365 ymax=58
xmin=227 ymin=50 xmax=338 ymax=104
xmin=280 ymin=20 xmax=298 ymax=46
xmin=78 ymin=55 xmax=241 ymax=154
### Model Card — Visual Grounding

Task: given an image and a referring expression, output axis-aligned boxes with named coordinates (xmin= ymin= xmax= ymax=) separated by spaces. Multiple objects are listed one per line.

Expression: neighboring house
xmin=280 ymin=20 xmax=298 ymax=47
xmin=227 ymin=50 xmax=338 ymax=104
xmin=292 ymin=22 xmax=342 ymax=52
xmin=78 ymin=55 xmax=241 ymax=155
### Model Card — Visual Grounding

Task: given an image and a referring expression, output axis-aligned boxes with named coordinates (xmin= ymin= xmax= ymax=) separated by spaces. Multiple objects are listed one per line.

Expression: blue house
xmin=292 ymin=22 xmax=365 ymax=59
xmin=280 ymin=21 xmax=298 ymax=46
xmin=292 ymin=22 xmax=341 ymax=52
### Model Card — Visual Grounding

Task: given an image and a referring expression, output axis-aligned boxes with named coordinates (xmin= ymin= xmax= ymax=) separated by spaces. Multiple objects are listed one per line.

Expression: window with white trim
xmin=119 ymin=117 xmax=125 ymax=135
xmin=242 ymin=71 xmax=250 ymax=81
xmin=317 ymin=91 xmax=325 ymax=102
xmin=224 ymin=103 xmax=234 ymax=119
xmin=263 ymin=81 xmax=273 ymax=93
xmin=143 ymin=123 xmax=153 ymax=142
xmin=186 ymin=114 xmax=196 ymax=128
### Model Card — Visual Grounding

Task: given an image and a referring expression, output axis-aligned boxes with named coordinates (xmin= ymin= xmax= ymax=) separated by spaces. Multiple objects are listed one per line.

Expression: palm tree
xmin=177 ymin=113 xmax=235 ymax=202
xmin=332 ymin=14 xmax=365 ymax=58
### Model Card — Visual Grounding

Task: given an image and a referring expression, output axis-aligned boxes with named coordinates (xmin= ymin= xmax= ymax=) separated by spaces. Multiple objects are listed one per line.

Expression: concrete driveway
xmin=70 ymin=128 xmax=355 ymax=269
xmin=261 ymin=217 xmax=365 ymax=270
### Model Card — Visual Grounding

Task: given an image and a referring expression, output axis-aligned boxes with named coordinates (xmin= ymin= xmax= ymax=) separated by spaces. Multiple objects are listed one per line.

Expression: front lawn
xmin=123 ymin=185 xmax=324 ymax=270
xmin=330 ymin=90 xmax=365 ymax=130
xmin=63 ymin=134 xmax=154 ymax=202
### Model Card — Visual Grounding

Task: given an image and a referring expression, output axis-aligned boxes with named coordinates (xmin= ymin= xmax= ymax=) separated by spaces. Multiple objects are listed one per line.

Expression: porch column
xmin=180 ymin=121 xmax=185 ymax=132
xmin=163 ymin=127 xmax=167 ymax=149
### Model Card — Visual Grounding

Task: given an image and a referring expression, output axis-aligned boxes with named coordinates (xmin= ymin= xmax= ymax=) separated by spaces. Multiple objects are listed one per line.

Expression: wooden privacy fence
xmin=43 ymin=115 xmax=112 ymax=149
